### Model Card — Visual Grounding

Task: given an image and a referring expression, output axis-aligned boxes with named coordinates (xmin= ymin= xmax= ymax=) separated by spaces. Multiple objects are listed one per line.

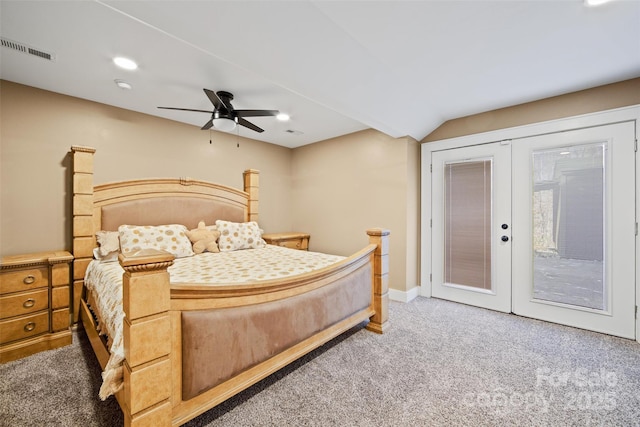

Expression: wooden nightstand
xmin=0 ymin=251 xmax=73 ymax=363
xmin=262 ymin=232 xmax=310 ymax=251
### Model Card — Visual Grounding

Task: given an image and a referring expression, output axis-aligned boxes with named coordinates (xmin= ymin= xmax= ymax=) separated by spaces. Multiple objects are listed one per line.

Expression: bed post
xmin=243 ymin=169 xmax=259 ymax=222
xmin=70 ymin=145 xmax=96 ymax=324
xmin=120 ymin=250 xmax=174 ymax=427
xmin=366 ymin=228 xmax=390 ymax=334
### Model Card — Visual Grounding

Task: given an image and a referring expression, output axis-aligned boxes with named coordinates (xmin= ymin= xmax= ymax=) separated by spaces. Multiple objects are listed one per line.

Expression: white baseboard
xmin=389 ymin=286 xmax=420 ymax=303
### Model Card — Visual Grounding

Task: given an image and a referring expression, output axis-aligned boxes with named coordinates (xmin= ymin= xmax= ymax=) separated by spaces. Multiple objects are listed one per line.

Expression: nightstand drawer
xmin=0 ymin=267 xmax=48 ymax=294
xmin=0 ymin=289 xmax=49 ymax=319
xmin=1 ymin=251 xmax=72 ymax=362
xmin=0 ymin=311 xmax=49 ymax=345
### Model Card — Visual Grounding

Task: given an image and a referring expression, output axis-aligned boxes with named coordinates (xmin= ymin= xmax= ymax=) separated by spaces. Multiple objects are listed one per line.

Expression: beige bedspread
xmin=84 ymin=245 xmax=344 ymax=399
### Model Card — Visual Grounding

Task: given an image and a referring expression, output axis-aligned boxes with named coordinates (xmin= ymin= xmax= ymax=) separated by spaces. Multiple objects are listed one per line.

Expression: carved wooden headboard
xmin=69 ymin=146 xmax=259 ymax=322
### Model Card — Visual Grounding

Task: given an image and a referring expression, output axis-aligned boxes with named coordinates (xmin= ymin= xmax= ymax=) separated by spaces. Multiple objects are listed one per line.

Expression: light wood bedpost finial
xmin=365 ymin=228 xmax=390 ymax=334
xmin=243 ymin=169 xmax=259 ymax=223
xmin=71 ymin=145 xmax=96 ymax=324
xmin=119 ymin=250 xmax=174 ymax=427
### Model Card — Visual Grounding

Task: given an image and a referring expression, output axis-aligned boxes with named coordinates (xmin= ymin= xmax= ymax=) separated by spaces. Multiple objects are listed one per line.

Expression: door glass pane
xmin=532 ymin=143 xmax=606 ymax=310
xmin=444 ymin=160 xmax=492 ymax=290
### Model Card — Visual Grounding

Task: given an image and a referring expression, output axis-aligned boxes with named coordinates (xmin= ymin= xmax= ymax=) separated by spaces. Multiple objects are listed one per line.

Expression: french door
xmin=430 ymin=122 xmax=636 ymax=338
xmin=431 ymin=142 xmax=512 ymax=313
xmin=511 ymin=122 xmax=636 ymax=338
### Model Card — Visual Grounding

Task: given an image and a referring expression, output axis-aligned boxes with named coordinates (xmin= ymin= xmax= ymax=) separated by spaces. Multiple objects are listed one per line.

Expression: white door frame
xmin=420 ymin=105 xmax=640 ymax=343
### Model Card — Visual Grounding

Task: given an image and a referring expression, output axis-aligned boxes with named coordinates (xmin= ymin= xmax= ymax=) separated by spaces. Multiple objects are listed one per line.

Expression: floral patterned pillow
xmin=215 ymin=220 xmax=266 ymax=252
xmin=118 ymin=224 xmax=194 ymax=258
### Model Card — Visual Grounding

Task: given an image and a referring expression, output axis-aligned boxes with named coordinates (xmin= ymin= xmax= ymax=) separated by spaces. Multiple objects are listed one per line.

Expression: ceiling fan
xmin=158 ymin=89 xmax=279 ymax=133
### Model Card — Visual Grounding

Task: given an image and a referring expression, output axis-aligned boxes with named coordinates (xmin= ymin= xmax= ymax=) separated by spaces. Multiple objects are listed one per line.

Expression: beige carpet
xmin=2 ymin=297 xmax=639 ymax=426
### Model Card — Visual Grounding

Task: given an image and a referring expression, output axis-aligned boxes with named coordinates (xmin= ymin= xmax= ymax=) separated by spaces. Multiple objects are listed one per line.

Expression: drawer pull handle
xmin=24 ymin=322 xmax=36 ymax=332
xmin=23 ymin=299 xmax=36 ymax=308
xmin=23 ymin=275 xmax=36 ymax=285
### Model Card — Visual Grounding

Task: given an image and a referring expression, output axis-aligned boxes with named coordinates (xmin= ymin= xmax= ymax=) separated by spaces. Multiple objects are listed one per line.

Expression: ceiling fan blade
xmin=234 ymin=109 xmax=279 ymax=118
xmin=204 ymin=89 xmax=236 ymax=112
xmin=203 ymin=89 xmax=223 ymax=110
xmin=201 ymin=119 xmax=213 ymax=130
xmin=238 ymin=117 xmax=264 ymax=133
xmin=158 ymin=106 xmax=213 ymax=113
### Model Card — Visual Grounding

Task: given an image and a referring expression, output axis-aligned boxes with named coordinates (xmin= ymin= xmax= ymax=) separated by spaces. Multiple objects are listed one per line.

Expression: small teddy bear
xmin=186 ymin=221 xmax=221 ymax=254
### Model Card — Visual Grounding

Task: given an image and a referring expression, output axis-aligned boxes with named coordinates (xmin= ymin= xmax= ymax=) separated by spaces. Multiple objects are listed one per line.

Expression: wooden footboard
xmin=116 ymin=229 xmax=389 ymax=427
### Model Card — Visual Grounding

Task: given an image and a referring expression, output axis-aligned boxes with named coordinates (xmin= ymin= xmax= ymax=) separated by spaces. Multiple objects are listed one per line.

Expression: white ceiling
xmin=1 ymin=0 xmax=639 ymax=148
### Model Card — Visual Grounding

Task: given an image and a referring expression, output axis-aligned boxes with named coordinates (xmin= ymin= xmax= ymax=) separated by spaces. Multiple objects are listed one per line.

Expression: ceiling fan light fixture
xmin=113 ymin=56 xmax=138 ymax=70
xmin=276 ymin=113 xmax=290 ymax=121
xmin=114 ymin=79 xmax=132 ymax=90
xmin=212 ymin=117 xmax=237 ymax=132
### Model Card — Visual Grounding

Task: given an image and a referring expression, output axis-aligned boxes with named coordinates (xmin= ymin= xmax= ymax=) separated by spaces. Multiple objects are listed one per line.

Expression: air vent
xmin=1 ymin=37 xmax=55 ymax=61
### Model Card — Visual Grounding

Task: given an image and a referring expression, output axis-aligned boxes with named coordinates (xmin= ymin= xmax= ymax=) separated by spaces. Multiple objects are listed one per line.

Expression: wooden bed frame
xmin=70 ymin=146 xmax=389 ymax=427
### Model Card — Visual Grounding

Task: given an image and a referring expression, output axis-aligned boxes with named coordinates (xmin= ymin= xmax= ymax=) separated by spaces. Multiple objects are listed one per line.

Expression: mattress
xmin=84 ymin=245 xmax=345 ymax=399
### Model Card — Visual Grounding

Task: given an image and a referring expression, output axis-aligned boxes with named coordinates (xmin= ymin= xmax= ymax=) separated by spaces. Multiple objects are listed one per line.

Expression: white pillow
xmin=118 ymin=224 xmax=194 ymax=258
xmin=94 ymin=230 xmax=120 ymax=262
xmin=215 ymin=220 xmax=266 ymax=252
xmin=92 ymin=247 xmax=119 ymax=263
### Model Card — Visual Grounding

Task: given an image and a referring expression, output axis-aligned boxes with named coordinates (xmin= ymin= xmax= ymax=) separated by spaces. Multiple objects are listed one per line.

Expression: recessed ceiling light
xmin=276 ymin=113 xmax=290 ymax=121
xmin=113 ymin=56 xmax=137 ymax=70
xmin=114 ymin=79 xmax=132 ymax=90
xmin=584 ymin=0 xmax=613 ymax=6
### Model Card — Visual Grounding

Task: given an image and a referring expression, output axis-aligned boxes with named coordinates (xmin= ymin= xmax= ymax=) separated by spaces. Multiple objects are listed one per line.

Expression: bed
xmin=70 ymin=146 xmax=390 ymax=427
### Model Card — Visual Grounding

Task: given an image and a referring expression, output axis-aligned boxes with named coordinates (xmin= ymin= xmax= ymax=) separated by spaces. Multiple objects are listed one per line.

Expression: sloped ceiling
xmin=1 ymin=0 xmax=639 ymax=148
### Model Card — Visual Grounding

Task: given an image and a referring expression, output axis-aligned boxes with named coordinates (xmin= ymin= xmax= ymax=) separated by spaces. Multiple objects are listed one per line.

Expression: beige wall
xmin=4 ymin=78 xmax=635 ymax=295
xmin=0 ymin=81 xmax=292 ymax=256
xmin=290 ymin=129 xmax=420 ymax=293
xmin=1 ymin=81 xmax=420 ymax=295
xmin=423 ymin=77 xmax=640 ymax=142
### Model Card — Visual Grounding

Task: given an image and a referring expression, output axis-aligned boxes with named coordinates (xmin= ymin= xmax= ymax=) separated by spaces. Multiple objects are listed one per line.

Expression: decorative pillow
xmin=118 ymin=224 xmax=194 ymax=258
xmin=186 ymin=221 xmax=221 ymax=254
xmin=215 ymin=220 xmax=266 ymax=252
xmin=95 ymin=230 xmax=120 ymax=262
